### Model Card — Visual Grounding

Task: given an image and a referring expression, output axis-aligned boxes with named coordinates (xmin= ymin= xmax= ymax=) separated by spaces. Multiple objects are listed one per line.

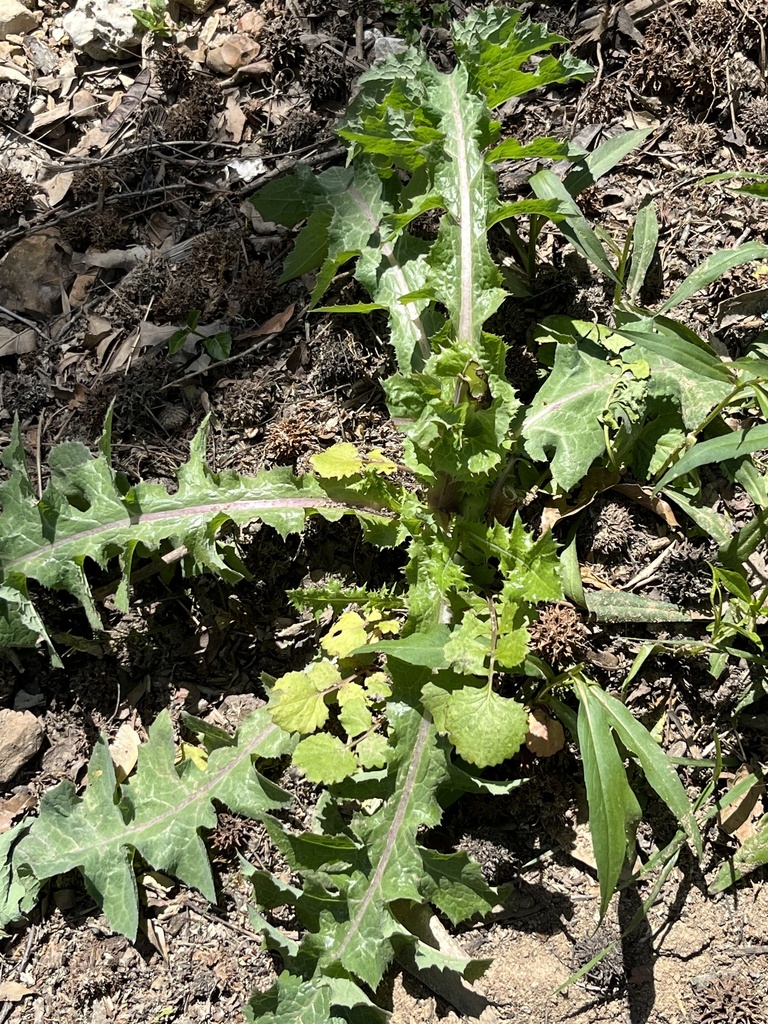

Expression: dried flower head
xmin=688 ymin=971 xmax=766 ymax=1024
xmin=740 ymin=96 xmax=768 ymax=146
xmin=0 ymin=170 xmax=34 ymax=217
xmin=302 ymin=49 xmax=349 ymax=103
xmin=210 ymin=812 xmax=253 ymax=854
xmin=270 ymin=110 xmax=326 ymax=153
xmin=591 ymin=501 xmax=633 ymax=556
xmin=529 ymin=603 xmax=588 ymax=669
xmin=264 ymin=16 xmax=306 ymax=72
xmin=227 ymin=262 xmax=277 ymax=319
xmin=155 ymin=44 xmax=191 ymax=94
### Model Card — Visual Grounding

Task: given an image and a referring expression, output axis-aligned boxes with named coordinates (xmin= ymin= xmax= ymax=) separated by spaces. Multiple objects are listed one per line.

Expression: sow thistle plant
xmin=2 ymin=7 xmax=768 ymax=1019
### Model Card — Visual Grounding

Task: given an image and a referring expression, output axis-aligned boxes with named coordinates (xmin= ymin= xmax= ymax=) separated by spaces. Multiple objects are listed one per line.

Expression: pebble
xmin=0 ymin=709 xmax=43 ymax=785
xmin=0 ymin=0 xmax=38 ymax=39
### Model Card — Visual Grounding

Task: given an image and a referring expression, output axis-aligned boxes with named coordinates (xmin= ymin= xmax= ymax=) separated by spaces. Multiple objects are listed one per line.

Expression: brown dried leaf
xmin=109 ymin=722 xmax=140 ymax=783
xmin=525 ymin=708 xmax=565 ymax=757
xmin=99 ymin=67 xmax=150 ymax=134
xmin=719 ymin=767 xmax=765 ymax=842
xmin=0 ymin=788 xmax=36 ymax=833
xmin=0 ymin=982 xmax=36 ymax=1002
xmin=0 ymin=327 xmax=36 ymax=356
xmin=254 ymin=301 xmax=296 ymax=336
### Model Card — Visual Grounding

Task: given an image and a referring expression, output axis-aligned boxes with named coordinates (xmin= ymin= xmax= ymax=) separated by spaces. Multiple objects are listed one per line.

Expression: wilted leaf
xmin=525 ymin=708 xmax=565 ymax=757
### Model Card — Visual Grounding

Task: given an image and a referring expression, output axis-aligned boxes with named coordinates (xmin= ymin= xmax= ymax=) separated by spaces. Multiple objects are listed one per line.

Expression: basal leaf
xmin=16 ymin=709 xmax=294 ymax=940
xmin=586 ymin=687 xmax=702 ymax=857
xmin=317 ymin=703 xmax=446 ymax=988
xmin=626 ymin=197 xmax=659 ymax=302
xmin=659 ymin=241 xmax=768 ymax=312
xmin=655 ymin=423 xmax=768 ymax=490
xmin=0 ymin=418 xmax=397 ymax=658
xmin=575 ymin=677 xmax=641 ymax=917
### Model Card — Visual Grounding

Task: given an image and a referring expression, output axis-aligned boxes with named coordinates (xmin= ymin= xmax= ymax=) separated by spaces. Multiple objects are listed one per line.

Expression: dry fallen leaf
xmin=0 ymin=327 xmax=37 ymax=356
xmin=254 ymin=302 xmax=296 ymax=337
xmin=0 ymin=788 xmax=36 ymax=833
xmin=0 ymin=981 xmax=36 ymax=1002
xmin=719 ymin=766 xmax=765 ymax=842
xmin=109 ymin=722 xmax=141 ymax=783
xmin=525 ymin=708 xmax=565 ymax=757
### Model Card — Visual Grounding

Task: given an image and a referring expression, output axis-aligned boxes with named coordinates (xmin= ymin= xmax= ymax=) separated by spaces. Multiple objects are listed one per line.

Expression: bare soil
xmin=1 ymin=0 xmax=768 ymax=1021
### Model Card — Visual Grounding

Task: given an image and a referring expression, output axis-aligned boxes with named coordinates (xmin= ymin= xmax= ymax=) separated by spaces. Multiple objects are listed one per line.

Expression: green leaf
xmin=317 ymin=704 xmax=446 ymax=988
xmin=269 ymin=662 xmax=342 ymax=734
xmin=585 ymin=591 xmax=692 ymax=623
xmin=486 ymin=136 xmax=575 ymax=162
xmin=355 ymin=626 xmax=450 ymax=668
xmin=0 ymin=823 xmax=39 ymax=935
xmin=426 ymin=683 xmax=528 ymax=768
xmin=655 ymin=423 xmax=768 ymax=490
xmin=16 ymin=709 xmax=294 ymax=940
xmin=311 ymin=443 xmax=364 ymax=479
xmin=586 ymin=687 xmax=702 ymax=857
xmin=0 ymin=417 xmax=397 ymax=657
xmin=250 ymin=165 xmax=333 ymax=228
xmin=522 ymin=325 xmax=628 ymax=490
xmin=564 ymin=129 xmax=652 ymax=198
xmin=626 ymin=198 xmax=659 ymax=302
xmin=453 ymin=6 xmax=593 ymax=108
xmin=575 ymin=677 xmax=641 ymax=917
xmin=659 ymin=241 xmax=768 ymax=313
xmin=710 ymin=814 xmax=768 ymax=893
xmin=529 ymin=169 xmax=618 ymax=281
xmin=444 ymin=611 xmax=490 ymax=675
xmin=293 ymin=735 xmax=359 ymax=783
xmin=280 ymin=204 xmax=334 ymax=282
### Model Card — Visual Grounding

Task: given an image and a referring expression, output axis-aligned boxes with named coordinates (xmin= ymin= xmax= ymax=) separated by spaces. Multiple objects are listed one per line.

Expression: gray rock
xmin=0 ymin=0 xmax=38 ymax=39
xmin=0 ymin=710 xmax=43 ymax=785
xmin=63 ymin=0 xmax=142 ymax=60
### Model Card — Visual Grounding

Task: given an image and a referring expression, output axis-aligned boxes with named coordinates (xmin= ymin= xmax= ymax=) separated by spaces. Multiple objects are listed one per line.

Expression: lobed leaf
xmin=16 ymin=710 xmax=294 ymax=940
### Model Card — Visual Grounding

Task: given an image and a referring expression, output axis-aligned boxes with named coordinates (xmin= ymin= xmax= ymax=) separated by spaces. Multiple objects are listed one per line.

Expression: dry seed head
xmin=155 ymin=44 xmax=192 ymax=94
xmin=529 ymin=603 xmax=588 ymax=669
xmin=591 ymin=501 xmax=633 ymax=556
xmin=740 ymin=96 xmax=768 ymax=146
xmin=302 ymin=49 xmax=348 ymax=103
xmin=0 ymin=170 xmax=34 ymax=217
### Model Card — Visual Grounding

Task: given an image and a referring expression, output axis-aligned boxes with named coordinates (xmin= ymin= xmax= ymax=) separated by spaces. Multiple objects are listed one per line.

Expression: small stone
xmin=62 ymin=0 xmax=142 ymax=60
xmin=0 ymin=0 xmax=38 ymax=39
xmin=71 ymin=89 xmax=98 ymax=118
xmin=176 ymin=0 xmax=215 ymax=12
xmin=0 ymin=710 xmax=43 ymax=785
xmin=0 ymin=229 xmax=74 ymax=317
xmin=236 ymin=11 xmax=265 ymax=37
xmin=206 ymin=33 xmax=260 ymax=75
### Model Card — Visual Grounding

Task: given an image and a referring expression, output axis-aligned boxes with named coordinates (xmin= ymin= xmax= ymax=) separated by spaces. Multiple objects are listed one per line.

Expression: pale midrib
xmin=332 ymin=712 xmax=432 ymax=963
xmin=523 ymin=381 xmax=608 ymax=432
xmin=348 ymin=186 xmax=430 ymax=362
xmin=447 ymin=78 xmax=474 ymax=348
xmin=33 ymin=720 xmax=280 ymax=862
xmin=5 ymin=496 xmax=391 ymax=572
